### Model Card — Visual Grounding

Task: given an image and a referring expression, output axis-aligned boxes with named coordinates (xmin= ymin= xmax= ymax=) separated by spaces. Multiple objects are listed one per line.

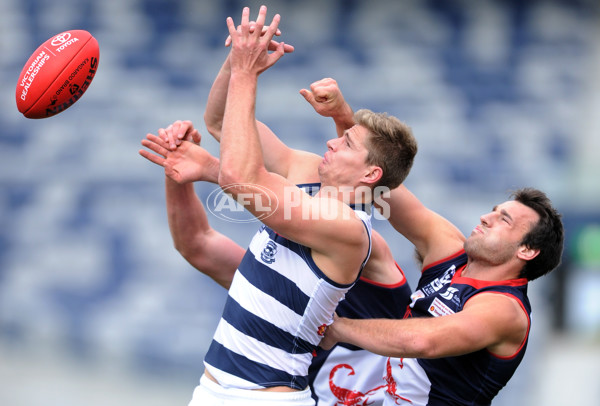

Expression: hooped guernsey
xmin=384 ymin=250 xmax=532 ymax=406
xmin=204 ymin=183 xmax=373 ymax=391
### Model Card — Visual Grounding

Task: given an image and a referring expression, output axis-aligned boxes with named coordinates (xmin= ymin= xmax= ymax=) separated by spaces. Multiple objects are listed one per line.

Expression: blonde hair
xmin=354 ymin=109 xmax=418 ymax=189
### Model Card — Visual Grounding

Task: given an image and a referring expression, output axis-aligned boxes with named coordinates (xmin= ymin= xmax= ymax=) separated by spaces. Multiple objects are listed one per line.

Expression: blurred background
xmin=1 ymin=0 xmax=599 ymax=405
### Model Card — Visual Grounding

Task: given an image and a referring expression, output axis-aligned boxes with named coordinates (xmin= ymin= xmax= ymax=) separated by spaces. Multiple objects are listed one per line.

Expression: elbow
xmin=172 ymin=237 xmax=192 ymax=260
xmin=218 ymin=160 xmax=263 ymax=188
xmin=204 ymin=114 xmax=222 ymax=140
xmin=392 ymin=334 xmax=438 ymax=359
xmin=409 ymin=336 xmax=441 ymax=359
xmin=218 ymin=164 xmax=242 ymax=188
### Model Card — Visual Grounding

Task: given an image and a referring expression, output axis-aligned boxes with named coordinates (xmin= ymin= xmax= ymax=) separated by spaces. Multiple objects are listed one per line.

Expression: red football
xmin=16 ymin=30 xmax=99 ymax=119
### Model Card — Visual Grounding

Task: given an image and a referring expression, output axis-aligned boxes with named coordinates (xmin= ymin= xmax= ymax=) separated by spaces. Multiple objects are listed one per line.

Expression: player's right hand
xmin=160 ymin=120 xmax=201 ymax=151
xmin=300 ymin=78 xmax=348 ymax=118
xmin=225 ymin=21 xmax=295 ymax=54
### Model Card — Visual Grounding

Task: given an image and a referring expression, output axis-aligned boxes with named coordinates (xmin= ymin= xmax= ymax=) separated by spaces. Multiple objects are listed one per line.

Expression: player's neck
xmin=462 ymin=260 xmax=522 ymax=282
xmin=315 ymin=185 xmax=375 ymax=206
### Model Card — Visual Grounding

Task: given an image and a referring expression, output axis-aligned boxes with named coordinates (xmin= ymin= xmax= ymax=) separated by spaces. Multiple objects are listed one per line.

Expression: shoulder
xmin=286 ymin=150 xmax=322 ymax=184
xmin=464 ymin=291 xmax=530 ymax=355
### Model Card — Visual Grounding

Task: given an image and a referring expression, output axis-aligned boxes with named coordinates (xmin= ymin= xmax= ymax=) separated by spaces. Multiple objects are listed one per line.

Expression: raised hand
xmin=225 ymin=22 xmax=294 ymax=54
xmin=139 ymin=133 xmax=219 ymax=184
xmin=158 ymin=120 xmax=201 ymax=151
xmin=300 ymin=77 xmax=355 ymax=137
xmin=300 ymin=78 xmax=350 ymax=118
xmin=226 ymin=6 xmax=285 ymax=76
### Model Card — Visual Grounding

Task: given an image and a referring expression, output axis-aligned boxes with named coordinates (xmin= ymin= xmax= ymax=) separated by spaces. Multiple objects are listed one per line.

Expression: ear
xmin=361 ymin=166 xmax=383 ymax=185
xmin=517 ymin=245 xmax=540 ymax=262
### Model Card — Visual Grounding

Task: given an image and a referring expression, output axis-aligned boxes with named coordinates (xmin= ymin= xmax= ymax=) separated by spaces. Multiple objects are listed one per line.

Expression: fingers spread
xmin=254 ymin=5 xmax=266 ymax=36
xmin=139 ymin=147 xmax=165 ymax=167
xmin=241 ymin=7 xmax=250 ymax=35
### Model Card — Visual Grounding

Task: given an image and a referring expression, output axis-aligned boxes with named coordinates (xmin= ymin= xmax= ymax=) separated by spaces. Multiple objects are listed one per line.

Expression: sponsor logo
xmin=50 ymin=32 xmax=72 ymax=46
xmin=19 ymin=51 xmax=50 ymax=101
xmin=45 ymin=57 xmax=98 ymax=116
xmin=69 ymin=83 xmax=80 ymax=95
xmin=428 ymin=297 xmax=455 ymax=317
xmin=440 ymin=286 xmax=459 ymax=301
xmin=53 ymin=35 xmax=79 ymax=53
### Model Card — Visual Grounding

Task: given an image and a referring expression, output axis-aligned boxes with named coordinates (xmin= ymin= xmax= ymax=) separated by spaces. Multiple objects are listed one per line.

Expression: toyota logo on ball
xmin=51 ymin=32 xmax=72 ymax=46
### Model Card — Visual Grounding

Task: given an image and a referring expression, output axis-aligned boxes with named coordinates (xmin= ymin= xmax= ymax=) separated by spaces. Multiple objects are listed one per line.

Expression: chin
xmin=463 ymin=239 xmax=476 ymax=257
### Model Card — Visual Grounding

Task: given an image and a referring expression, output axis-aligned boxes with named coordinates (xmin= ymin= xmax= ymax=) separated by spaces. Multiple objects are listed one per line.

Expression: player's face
xmin=465 ymin=200 xmax=540 ymax=266
xmin=319 ymin=124 xmax=372 ymax=187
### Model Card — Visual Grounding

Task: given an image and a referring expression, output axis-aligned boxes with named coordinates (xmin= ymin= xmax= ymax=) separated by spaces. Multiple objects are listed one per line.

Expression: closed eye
xmin=500 ymin=209 xmax=513 ymax=225
xmin=344 ymin=132 xmax=354 ymax=148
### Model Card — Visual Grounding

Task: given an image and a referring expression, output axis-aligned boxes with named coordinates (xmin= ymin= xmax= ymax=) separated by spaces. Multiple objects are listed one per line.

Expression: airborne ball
xmin=16 ymin=30 xmax=100 ymax=119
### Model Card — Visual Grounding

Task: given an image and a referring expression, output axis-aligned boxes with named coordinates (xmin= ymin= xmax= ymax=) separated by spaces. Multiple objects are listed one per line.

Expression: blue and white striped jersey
xmin=204 ymin=184 xmax=372 ymax=390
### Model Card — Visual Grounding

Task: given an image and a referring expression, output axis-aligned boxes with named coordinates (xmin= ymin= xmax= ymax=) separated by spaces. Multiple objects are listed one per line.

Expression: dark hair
xmin=512 ymin=187 xmax=564 ymax=281
xmin=354 ymin=109 xmax=418 ymax=190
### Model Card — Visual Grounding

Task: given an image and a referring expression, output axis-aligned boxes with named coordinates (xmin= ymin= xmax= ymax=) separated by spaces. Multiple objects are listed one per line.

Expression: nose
xmin=480 ymin=212 xmax=494 ymax=227
xmin=326 ymin=137 xmax=339 ymax=151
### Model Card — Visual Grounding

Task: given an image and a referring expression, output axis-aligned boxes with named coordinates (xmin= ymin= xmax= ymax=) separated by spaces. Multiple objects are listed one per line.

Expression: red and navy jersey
xmin=387 ymin=250 xmax=532 ymax=405
xmin=309 ymin=265 xmax=412 ymax=405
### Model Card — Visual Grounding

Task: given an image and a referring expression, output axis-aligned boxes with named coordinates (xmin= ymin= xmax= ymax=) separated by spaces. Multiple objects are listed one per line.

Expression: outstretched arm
xmin=202 ymin=32 xmax=321 ymax=183
xmin=382 ymin=185 xmax=465 ymax=267
xmin=300 ymin=77 xmax=355 ymax=138
xmin=322 ymin=292 xmax=529 ymax=359
xmin=139 ymin=126 xmax=243 ymax=289
xmin=302 ymin=81 xmax=465 ymax=266
xmin=219 ymin=6 xmax=368 ymax=285
xmin=200 ymin=22 xmax=320 ymax=182
xmin=218 ymin=6 xmax=286 ymax=190
xmin=204 ymin=22 xmax=294 ymax=143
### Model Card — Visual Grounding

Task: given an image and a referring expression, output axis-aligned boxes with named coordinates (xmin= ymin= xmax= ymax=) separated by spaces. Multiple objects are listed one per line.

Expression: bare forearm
xmin=332 ymin=104 xmax=355 ymax=137
xmin=166 ymin=178 xmax=210 ymax=254
xmin=383 ymin=185 xmax=466 ymax=265
xmin=204 ymin=55 xmax=231 ymax=141
xmin=165 ymin=177 xmax=242 ymax=288
xmin=219 ymin=72 xmax=263 ymax=184
xmin=328 ymin=316 xmax=433 ymax=359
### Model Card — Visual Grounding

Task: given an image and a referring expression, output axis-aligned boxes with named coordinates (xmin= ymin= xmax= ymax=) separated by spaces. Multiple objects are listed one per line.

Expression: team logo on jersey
xmin=329 ymin=363 xmax=388 ymax=405
xmin=317 ymin=324 xmax=328 ymax=336
xmin=383 ymin=358 xmax=414 ymax=404
xmin=260 ymin=241 xmax=278 ymax=264
xmin=422 ymin=265 xmax=456 ymax=296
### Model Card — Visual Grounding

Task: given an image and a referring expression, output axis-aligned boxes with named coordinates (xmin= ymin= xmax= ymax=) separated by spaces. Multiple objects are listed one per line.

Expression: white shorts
xmin=187 ymin=374 xmax=315 ymax=406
